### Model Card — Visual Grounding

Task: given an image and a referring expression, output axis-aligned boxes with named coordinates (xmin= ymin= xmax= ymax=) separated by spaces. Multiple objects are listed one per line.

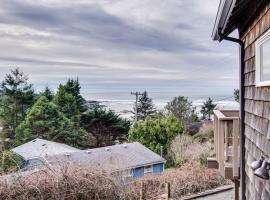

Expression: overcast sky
xmin=0 ymin=0 xmax=239 ymax=98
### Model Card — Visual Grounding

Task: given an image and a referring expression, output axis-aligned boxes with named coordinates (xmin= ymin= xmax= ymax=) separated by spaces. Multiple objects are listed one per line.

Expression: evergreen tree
xmin=0 ymin=68 xmax=35 ymax=142
xmin=164 ymin=96 xmax=198 ymax=127
xmin=40 ymin=86 xmax=54 ymax=101
xmin=53 ymin=79 xmax=86 ymax=122
xmin=81 ymin=108 xmax=131 ymax=147
xmin=200 ymin=97 xmax=216 ymax=120
xmin=133 ymin=91 xmax=156 ymax=121
xmin=15 ymin=96 xmax=87 ymax=147
xmin=234 ymin=89 xmax=239 ymax=102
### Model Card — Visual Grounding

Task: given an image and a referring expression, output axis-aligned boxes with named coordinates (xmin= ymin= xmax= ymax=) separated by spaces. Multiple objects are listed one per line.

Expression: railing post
xmin=214 ymin=115 xmax=218 ymax=159
xmin=165 ymin=182 xmax=171 ymax=200
xmin=219 ymin=120 xmax=225 ymax=176
xmin=217 ymin=118 xmax=221 ymax=167
xmin=233 ymin=119 xmax=240 ymax=178
xmin=140 ymin=182 xmax=145 ymax=200
xmin=224 ymin=121 xmax=228 ymax=161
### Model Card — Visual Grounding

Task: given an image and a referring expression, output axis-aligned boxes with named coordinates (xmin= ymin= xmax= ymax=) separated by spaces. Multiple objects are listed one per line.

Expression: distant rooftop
xmin=48 ymin=142 xmax=166 ymax=171
xmin=11 ymin=138 xmax=80 ymax=160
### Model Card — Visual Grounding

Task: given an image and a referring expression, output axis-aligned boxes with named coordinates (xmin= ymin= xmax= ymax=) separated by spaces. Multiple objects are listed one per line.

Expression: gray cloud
xmin=0 ymin=0 xmax=239 ymax=98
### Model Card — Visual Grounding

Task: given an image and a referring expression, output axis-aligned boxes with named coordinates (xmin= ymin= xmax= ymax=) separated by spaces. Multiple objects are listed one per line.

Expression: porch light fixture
xmin=251 ymin=157 xmax=270 ymax=180
xmin=251 ymin=157 xmax=264 ymax=170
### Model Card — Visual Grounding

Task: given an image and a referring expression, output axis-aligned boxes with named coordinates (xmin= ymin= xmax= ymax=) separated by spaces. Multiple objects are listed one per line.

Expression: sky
xmin=0 ymin=0 xmax=239 ymax=99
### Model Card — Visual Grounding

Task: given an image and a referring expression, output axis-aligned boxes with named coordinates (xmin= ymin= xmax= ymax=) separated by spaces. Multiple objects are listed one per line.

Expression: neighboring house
xmin=48 ymin=142 xmax=166 ymax=179
xmin=11 ymin=138 xmax=80 ymax=169
xmin=210 ymin=1 xmax=270 ymax=200
xmin=11 ymin=139 xmax=166 ymax=179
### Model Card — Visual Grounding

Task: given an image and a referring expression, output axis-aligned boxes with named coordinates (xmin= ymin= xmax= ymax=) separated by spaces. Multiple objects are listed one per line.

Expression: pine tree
xmin=0 ymin=68 xmax=35 ymax=141
xmin=234 ymin=89 xmax=239 ymax=102
xmin=53 ymin=78 xmax=86 ymax=122
xmin=15 ymin=96 xmax=87 ymax=147
xmin=200 ymin=97 xmax=216 ymax=120
xmin=81 ymin=108 xmax=131 ymax=147
xmin=134 ymin=91 xmax=157 ymax=121
xmin=40 ymin=86 xmax=54 ymax=101
xmin=62 ymin=78 xmax=86 ymax=113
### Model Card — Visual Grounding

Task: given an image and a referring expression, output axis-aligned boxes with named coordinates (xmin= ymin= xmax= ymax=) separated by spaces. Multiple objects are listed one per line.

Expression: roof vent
xmin=86 ymin=150 xmax=91 ymax=154
xmin=105 ymin=147 xmax=110 ymax=151
xmin=122 ymin=144 xmax=127 ymax=148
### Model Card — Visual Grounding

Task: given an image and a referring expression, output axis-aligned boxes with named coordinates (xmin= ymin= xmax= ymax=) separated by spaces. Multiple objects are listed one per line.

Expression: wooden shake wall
xmin=240 ymin=2 xmax=270 ymax=200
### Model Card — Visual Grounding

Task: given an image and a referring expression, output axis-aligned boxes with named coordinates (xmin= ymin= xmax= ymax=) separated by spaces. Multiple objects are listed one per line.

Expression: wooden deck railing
xmin=208 ymin=109 xmax=240 ymax=180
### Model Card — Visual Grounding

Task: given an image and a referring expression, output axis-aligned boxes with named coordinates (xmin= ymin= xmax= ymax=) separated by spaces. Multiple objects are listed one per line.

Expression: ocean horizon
xmin=83 ymin=92 xmax=239 ymax=119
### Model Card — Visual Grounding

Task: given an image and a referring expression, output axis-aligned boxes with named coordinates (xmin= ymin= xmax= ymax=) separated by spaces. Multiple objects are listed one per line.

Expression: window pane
xmin=144 ymin=165 xmax=152 ymax=173
xmin=261 ymin=39 xmax=270 ymax=81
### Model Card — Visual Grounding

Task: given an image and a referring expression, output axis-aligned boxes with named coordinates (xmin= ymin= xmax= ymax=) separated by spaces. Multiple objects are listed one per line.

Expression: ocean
xmin=83 ymin=92 xmax=239 ymax=119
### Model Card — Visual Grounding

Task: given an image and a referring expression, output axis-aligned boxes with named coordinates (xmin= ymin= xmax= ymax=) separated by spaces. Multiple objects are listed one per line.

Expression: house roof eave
xmin=212 ymin=0 xmax=237 ymax=41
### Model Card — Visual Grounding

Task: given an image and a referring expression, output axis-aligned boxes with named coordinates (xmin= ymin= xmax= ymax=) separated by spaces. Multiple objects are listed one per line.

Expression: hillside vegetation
xmin=0 ymin=163 xmax=229 ymax=200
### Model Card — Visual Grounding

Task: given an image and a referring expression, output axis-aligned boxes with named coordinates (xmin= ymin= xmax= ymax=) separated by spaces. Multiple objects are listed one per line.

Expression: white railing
xmin=212 ymin=109 xmax=240 ymax=179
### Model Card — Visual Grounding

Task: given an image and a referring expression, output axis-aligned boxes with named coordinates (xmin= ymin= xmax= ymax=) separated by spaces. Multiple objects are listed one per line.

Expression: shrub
xmin=169 ymin=134 xmax=214 ymax=167
xmin=137 ymin=162 xmax=230 ymax=199
xmin=128 ymin=116 xmax=183 ymax=154
xmin=193 ymin=122 xmax=214 ymax=143
xmin=169 ymin=134 xmax=193 ymax=160
xmin=0 ymin=164 xmax=230 ymax=200
xmin=0 ymin=166 xmax=139 ymax=200
xmin=0 ymin=151 xmax=21 ymax=175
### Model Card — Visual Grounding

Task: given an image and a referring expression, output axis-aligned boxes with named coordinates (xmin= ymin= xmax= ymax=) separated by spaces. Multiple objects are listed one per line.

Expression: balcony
xmin=207 ymin=109 xmax=240 ymax=180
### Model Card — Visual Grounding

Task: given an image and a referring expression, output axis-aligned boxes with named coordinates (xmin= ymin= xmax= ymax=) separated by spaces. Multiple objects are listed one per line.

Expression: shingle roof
xmin=11 ymin=138 xmax=80 ymax=160
xmin=48 ymin=142 xmax=166 ymax=171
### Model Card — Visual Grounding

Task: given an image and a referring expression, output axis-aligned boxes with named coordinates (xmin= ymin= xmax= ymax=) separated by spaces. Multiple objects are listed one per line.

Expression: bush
xmin=169 ymin=134 xmax=193 ymax=159
xmin=193 ymin=122 xmax=214 ymax=143
xmin=137 ymin=162 xmax=230 ymax=199
xmin=169 ymin=134 xmax=214 ymax=167
xmin=128 ymin=116 xmax=183 ymax=154
xmin=0 ymin=151 xmax=21 ymax=175
xmin=0 ymin=164 xmax=230 ymax=200
xmin=0 ymin=166 xmax=139 ymax=200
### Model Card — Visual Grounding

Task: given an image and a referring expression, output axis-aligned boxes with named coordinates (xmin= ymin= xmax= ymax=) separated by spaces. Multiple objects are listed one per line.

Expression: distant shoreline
xmin=86 ymin=97 xmax=239 ymax=120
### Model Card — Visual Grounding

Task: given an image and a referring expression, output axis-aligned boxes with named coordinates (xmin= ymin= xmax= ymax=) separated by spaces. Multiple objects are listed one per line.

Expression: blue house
xmin=11 ymin=138 xmax=81 ymax=170
xmin=11 ymin=139 xmax=166 ymax=179
xmin=49 ymin=142 xmax=166 ymax=179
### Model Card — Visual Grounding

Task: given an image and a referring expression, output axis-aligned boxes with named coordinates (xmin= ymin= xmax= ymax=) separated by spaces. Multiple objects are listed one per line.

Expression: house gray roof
xmin=11 ymin=138 xmax=80 ymax=160
xmin=48 ymin=142 xmax=166 ymax=172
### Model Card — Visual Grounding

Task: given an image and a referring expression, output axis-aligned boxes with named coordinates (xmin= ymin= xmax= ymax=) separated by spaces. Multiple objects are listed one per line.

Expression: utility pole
xmin=131 ymin=92 xmax=143 ymax=123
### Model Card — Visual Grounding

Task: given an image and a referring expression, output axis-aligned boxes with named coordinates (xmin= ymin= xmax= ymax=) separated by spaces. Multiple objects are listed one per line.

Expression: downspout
xmin=221 ymin=34 xmax=245 ymax=200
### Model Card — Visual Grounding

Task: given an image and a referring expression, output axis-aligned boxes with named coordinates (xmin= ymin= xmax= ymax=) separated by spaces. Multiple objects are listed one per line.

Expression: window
xmin=255 ymin=29 xmax=270 ymax=86
xmin=144 ymin=165 xmax=152 ymax=174
xmin=121 ymin=169 xmax=133 ymax=177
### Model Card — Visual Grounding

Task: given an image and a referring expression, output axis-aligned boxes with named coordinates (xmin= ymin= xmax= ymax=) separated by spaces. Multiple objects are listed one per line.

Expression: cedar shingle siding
xmin=240 ymin=3 xmax=270 ymax=200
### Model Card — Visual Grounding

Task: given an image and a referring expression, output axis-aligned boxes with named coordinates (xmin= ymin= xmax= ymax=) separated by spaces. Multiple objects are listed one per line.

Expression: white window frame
xmin=144 ymin=165 xmax=153 ymax=174
xmin=255 ymin=28 xmax=270 ymax=87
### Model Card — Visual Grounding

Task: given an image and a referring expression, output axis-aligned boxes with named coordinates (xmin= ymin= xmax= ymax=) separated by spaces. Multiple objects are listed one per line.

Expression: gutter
xmin=212 ymin=0 xmax=237 ymax=41
xmin=221 ymin=33 xmax=245 ymax=200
